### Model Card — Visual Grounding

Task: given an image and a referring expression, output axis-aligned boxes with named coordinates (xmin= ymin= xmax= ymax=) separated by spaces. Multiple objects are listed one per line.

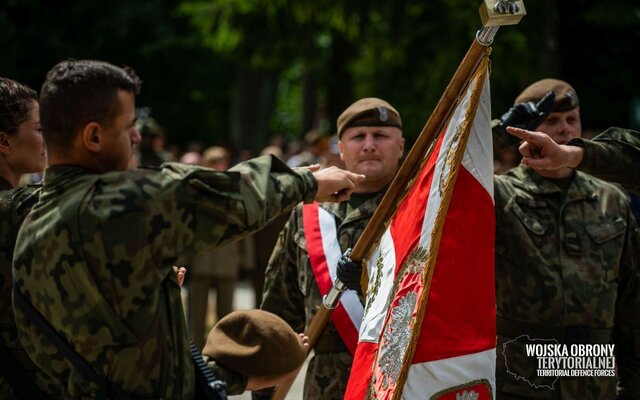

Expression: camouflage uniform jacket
xmin=494 ymin=165 xmax=640 ymax=399
xmin=569 ymin=127 xmax=640 ymax=194
xmin=12 ymin=155 xmax=317 ymax=399
xmin=260 ymin=191 xmax=384 ymax=399
xmin=1 ymin=184 xmax=64 ymax=399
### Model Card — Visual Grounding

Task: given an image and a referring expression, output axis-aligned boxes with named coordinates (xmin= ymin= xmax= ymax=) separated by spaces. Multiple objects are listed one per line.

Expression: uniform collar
xmin=42 ymin=165 xmax=94 ymax=187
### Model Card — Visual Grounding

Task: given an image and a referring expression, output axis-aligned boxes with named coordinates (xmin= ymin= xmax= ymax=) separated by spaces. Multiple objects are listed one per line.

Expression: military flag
xmin=344 ymin=57 xmax=496 ymax=400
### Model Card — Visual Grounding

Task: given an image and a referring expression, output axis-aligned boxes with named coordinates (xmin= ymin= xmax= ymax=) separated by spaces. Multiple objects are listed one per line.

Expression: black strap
xmin=0 ymin=342 xmax=50 ymax=399
xmin=191 ymin=340 xmax=227 ymax=400
xmin=12 ymin=282 xmax=129 ymax=400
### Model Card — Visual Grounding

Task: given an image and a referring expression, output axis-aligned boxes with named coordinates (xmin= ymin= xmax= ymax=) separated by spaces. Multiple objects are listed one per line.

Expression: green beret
xmin=337 ymin=97 xmax=402 ymax=138
xmin=202 ymin=310 xmax=306 ymax=376
xmin=515 ymin=78 xmax=579 ymax=112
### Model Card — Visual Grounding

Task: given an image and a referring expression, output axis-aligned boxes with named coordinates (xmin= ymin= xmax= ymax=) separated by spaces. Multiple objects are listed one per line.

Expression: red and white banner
xmin=344 ymin=59 xmax=496 ymax=400
xmin=303 ymin=202 xmax=363 ymax=354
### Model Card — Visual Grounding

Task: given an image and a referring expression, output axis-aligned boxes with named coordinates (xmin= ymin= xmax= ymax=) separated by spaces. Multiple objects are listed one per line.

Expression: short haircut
xmin=39 ymin=59 xmax=142 ymax=152
xmin=0 ymin=77 xmax=38 ymax=135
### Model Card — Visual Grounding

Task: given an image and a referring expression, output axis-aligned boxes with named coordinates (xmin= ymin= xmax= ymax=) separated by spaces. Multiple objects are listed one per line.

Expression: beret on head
xmin=202 ymin=310 xmax=306 ymax=377
xmin=514 ymin=78 xmax=579 ymax=112
xmin=337 ymin=97 xmax=402 ymax=138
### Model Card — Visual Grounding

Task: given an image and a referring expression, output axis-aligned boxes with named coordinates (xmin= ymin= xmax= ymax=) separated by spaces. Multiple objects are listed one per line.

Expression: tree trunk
xmin=230 ymin=65 xmax=280 ymax=156
xmin=326 ymin=31 xmax=355 ymax=133
xmin=302 ymin=65 xmax=318 ymax=135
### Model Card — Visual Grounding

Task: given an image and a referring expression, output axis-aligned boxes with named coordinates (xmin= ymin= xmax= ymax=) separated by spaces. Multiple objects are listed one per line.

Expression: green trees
xmin=180 ymin=0 xmax=640 ymax=150
xmin=0 ymin=0 xmax=234 ymax=149
xmin=2 ymin=0 xmax=637 ymax=152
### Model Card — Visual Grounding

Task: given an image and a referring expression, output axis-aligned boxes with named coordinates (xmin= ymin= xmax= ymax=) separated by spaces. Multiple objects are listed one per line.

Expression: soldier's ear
xmin=0 ymin=132 xmax=11 ymax=155
xmin=81 ymin=122 xmax=101 ymax=153
xmin=397 ymin=136 xmax=405 ymax=159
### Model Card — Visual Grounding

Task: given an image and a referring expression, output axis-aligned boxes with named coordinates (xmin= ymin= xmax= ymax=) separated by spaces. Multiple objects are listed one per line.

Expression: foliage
xmin=1 ymin=0 xmax=638 ymax=152
xmin=0 ymin=0 xmax=234 ymax=149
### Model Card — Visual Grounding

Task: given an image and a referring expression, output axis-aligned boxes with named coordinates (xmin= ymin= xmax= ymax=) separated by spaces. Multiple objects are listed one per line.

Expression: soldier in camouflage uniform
xmin=11 ymin=59 xmax=363 ymax=399
xmin=257 ymin=98 xmax=405 ymax=399
xmin=492 ymin=79 xmax=640 ymax=399
xmin=0 ymin=77 xmax=57 ymax=399
xmin=507 ymin=126 xmax=640 ymax=194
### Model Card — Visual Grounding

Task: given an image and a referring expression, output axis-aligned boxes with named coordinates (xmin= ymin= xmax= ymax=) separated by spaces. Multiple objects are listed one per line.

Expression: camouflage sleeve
xmin=571 ymin=127 xmax=640 ymax=193
xmin=260 ymin=207 xmax=306 ymax=334
xmin=89 ymin=155 xmax=317 ymax=267
xmin=613 ymin=208 xmax=640 ymax=398
xmin=203 ymin=355 xmax=248 ymax=395
xmin=164 ymin=154 xmax=316 ymax=257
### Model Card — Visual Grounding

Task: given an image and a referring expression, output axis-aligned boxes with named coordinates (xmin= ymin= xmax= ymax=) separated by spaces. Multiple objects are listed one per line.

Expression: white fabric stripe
xmin=317 ymin=207 xmax=363 ymax=329
xmin=461 ymin=73 xmax=494 ymax=200
xmin=358 ymin=228 xmax=396 ymax=342
xmin=420 ymin=74 xmax=484 ymax=246
xmin=403 ymin=348 xmax=496 ymax=399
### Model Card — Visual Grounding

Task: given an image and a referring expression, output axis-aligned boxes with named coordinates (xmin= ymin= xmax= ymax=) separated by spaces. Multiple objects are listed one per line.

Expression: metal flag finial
xmin=494 ymin=0 xmax=520 ymax=14
xmin=479 ymin=0 xmax=526 ymax=27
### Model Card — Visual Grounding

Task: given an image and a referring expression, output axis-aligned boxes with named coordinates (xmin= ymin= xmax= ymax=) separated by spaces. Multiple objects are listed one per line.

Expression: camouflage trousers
xmin=303 ymin=352 xmax=352 ymax=400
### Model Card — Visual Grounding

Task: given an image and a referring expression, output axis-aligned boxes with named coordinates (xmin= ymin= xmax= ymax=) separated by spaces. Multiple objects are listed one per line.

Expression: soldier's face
xmin=339 ymin=126 xmax=404 ymax=192
xmin=3 ymin=100 xmax=46 ymax=175
xmin=536 ymin=107 xmax=582 ymax=145
xmin=99 ymin=90 xmax=141 ymax=171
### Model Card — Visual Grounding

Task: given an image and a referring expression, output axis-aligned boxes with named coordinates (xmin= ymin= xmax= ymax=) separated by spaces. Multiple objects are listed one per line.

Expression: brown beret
xmin=337 ymin=97 xmax=402 ymax=138
xmin=202 ymin=310 xmax=306 ymax=376
xmin=514 ymin=78 xmax=579 ymax=112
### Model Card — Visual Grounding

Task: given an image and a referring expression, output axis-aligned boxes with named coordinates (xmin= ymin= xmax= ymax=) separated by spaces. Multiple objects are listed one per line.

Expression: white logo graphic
xmin=502 ymin=335 xmax=615 ymax=390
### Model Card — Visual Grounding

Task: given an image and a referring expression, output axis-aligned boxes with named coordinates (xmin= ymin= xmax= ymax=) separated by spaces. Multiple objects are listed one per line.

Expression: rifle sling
xmin=12 ymin=281 xmax=129 ymax=400
xmin=190 ymin=339 xmax=228 ymax=400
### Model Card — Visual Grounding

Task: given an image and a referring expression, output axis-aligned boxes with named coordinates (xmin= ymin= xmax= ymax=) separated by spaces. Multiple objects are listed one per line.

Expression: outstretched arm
xmin=507 ymin=126 xmax=584 ymax=170
xmin=508 ymin=126 xmax=640 ymax=193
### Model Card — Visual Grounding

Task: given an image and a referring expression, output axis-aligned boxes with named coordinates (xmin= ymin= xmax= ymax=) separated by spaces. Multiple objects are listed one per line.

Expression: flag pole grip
xmin=322 ymin=278 xmax=347 ymax=309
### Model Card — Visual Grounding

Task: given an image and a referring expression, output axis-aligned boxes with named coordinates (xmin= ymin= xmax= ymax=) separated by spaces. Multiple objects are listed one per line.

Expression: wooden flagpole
xmin=271 ymin=3 xmax=525 ymax=398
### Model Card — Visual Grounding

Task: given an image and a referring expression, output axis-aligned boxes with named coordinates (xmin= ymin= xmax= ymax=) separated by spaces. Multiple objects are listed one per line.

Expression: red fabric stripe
xmin=331 ymin=307 xmax=359 ymax=355
xmin=389 ymin=134 xmax=443 ymax=276
xmin=302 ymin=203 xmax=358 ymax=355
xmin=343 ymin=342 xmax=378 ymax=399
xmin=412 ymin=166 xmax=496 ymax=362
xmin=303 ymin=203 xmax=332 ymax=293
